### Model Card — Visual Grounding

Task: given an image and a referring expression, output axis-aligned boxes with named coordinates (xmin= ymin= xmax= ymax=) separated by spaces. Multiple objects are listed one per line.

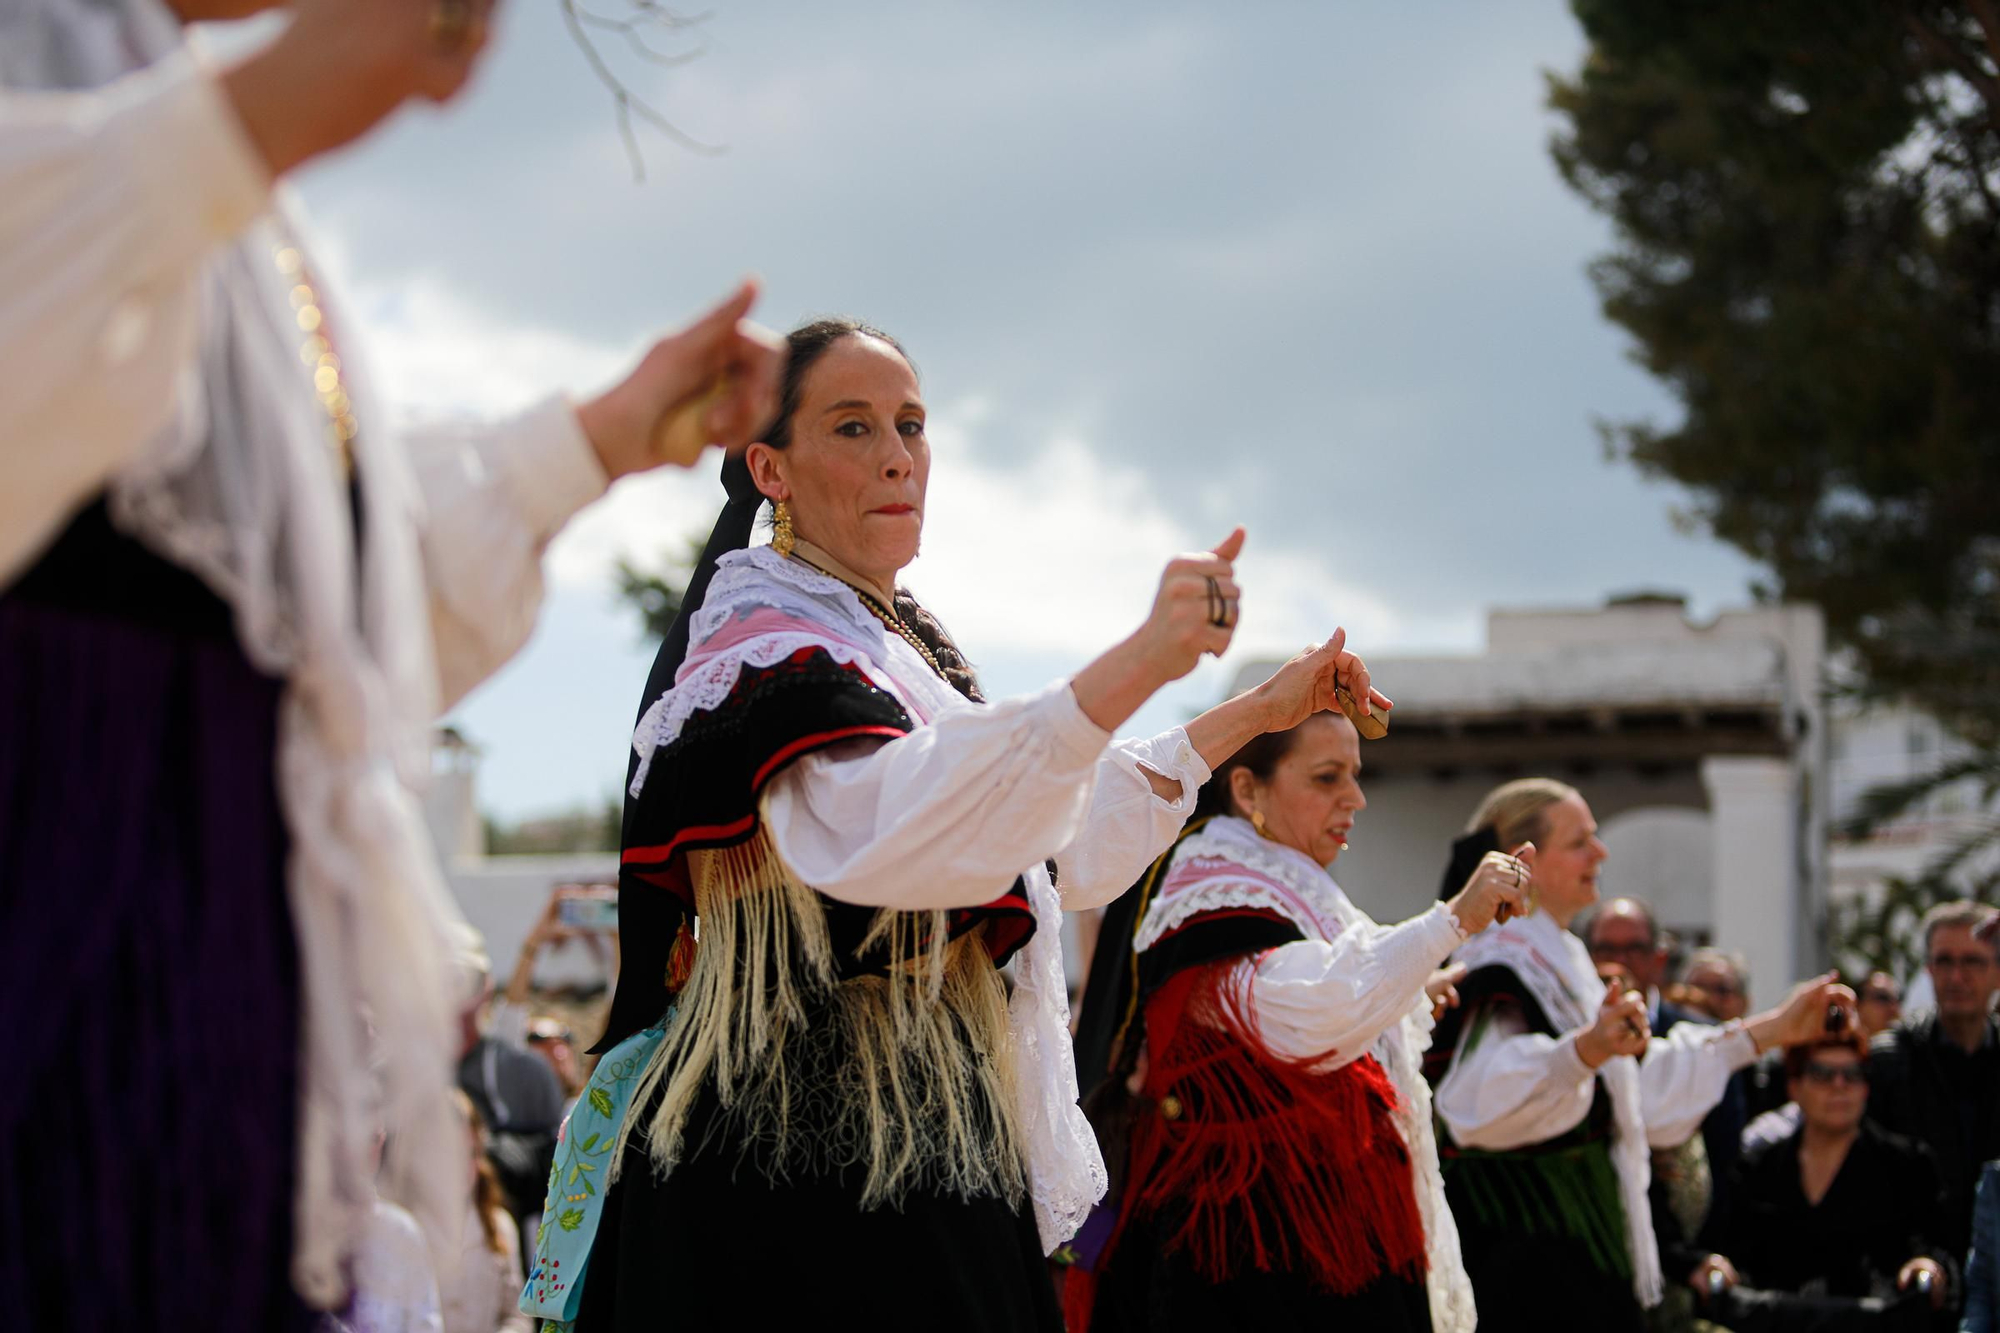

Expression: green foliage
xmin=1548 ymin=1 xmax=2000 ymax=748
xmin=613 ymin=533 xmax=707 ymax=644
xmin=483 ymin=799 xmax=622 ymax=855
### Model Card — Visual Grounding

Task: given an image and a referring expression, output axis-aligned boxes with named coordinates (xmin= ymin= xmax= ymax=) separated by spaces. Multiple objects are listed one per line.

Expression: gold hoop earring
xmin=771 ymin=499 xmax=796 ymax=557
xmin=1250 ymin=810 xmax=1270 ymax=839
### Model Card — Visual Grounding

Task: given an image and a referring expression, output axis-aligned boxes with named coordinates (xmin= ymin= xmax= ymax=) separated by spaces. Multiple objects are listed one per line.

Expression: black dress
xmin=1715 ymin=1119 xmax=1950 ymax=1300
xmin=0 ymin=503 xmax=313 ymax=1332
xmin=581 ymin=642 xmax=1057 ymax=1330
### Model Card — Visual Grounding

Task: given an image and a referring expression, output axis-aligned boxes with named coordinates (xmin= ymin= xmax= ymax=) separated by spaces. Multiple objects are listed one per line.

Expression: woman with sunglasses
xmin=1696 ymin=1037 xmax=1952 ymax=1315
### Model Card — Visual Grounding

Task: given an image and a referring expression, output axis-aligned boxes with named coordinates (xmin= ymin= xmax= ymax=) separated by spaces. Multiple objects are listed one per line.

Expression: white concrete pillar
xmin=1701 ymin=756 xmax=1798 ymax=1007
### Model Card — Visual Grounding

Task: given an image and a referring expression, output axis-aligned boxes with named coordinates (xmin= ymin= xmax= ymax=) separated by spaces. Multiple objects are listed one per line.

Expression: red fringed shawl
xmin=1067 ymin=942 xmax=1427 ymax=1328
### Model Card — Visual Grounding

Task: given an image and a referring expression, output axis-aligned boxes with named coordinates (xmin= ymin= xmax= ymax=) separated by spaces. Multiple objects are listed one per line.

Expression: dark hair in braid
xmin=763 ymin=318 xmax=983 ymax=704
xmin=892 ymin=591 xmax=985 ymax=703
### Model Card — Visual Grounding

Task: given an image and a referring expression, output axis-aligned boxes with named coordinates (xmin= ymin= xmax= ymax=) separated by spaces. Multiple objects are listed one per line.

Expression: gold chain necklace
xmin=786 ymin=553 xmax=949 ymax=682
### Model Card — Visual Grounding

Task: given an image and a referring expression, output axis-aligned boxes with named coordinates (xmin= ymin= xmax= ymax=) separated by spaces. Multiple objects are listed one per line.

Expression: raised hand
xmin=1744 ymin=972 xmax=1859 ymax=1051
xmin=1069 ymin=529 xmax=1246 ymax=733
xmin=1576 ymin=979 xmax=1650 ymax=1068
xmin=222 ymin=0 xmax=509 ymax=176
xmin=1251 ymin=627 xmax=1396 ymax=736
xmin=1446 ymin=844 xmax=1535 ymax=934
xmin=1129 ymin=528 xmax=1246 ymax=684
xmin=577 ymin=280 xmax=788 ymax=480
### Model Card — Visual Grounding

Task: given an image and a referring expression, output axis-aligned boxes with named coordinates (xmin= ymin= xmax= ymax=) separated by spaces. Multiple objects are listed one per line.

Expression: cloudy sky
xmin=291 ymin=1 xmax=1764 ymax=822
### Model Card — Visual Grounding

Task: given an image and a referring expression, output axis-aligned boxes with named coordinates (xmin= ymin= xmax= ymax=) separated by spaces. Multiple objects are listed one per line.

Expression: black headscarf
xmin=1438 ymin=825 xmax=1499 ymax=902
xmin=592 ymin=453 xmax=764 ymax=1054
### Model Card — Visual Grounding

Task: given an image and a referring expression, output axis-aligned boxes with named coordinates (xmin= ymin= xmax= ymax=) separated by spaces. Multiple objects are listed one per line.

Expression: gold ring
xmin=429 ymin=0 xmax=473 ymax=50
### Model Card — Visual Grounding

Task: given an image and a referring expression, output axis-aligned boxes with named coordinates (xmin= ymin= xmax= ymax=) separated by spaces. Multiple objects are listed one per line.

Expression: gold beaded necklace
xmin=786 ymin=553 xmax=949 ymax=683
xmin=273 ymin=244 xmax=358 ymax=477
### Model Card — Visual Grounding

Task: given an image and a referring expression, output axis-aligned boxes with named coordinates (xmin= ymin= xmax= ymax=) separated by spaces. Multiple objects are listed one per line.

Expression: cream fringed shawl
xmin=617 ymin=546 xmax=1106 ymax=1250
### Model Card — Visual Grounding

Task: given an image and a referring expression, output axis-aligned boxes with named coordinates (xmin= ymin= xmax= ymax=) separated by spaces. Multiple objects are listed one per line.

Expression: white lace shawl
xmin=1449 ymin=910 xmax=1666 ymax=1307
xmin=1136 ymin=816 xmax=1479 ymax=1333
xmin=629 ymin=546 xmax=1107 ymax=1250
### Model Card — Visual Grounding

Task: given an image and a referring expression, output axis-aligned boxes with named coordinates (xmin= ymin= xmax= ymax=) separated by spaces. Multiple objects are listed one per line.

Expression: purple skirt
xmin=0 ymin=507 xmax=316 ymax=1331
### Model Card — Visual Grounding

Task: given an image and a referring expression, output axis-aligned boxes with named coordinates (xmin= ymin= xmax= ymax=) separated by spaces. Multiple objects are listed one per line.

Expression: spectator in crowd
xmin=1966 ymin=1161 xmax=2000 ymax=1332
xmin=1869 ymin=901 xmax=2000 ymax=1260
xmin=1681 ymin=948 xmax=1751 ymax=1023
xmin=454 ymin=931 xmax=566 ymax=1253
xmin=526 ymin=1017 xmax=585 ymax=1106
xmin=440 ymin=1092 xmax=532 ymax=1333
xmin=1859 ymin=970 xmax=1905 ymax=1039
xmin=1586 ymin=899 xmax=1749 ymax=1226
xmin=1699 ymin=1037 xmax=1950 ymax=1314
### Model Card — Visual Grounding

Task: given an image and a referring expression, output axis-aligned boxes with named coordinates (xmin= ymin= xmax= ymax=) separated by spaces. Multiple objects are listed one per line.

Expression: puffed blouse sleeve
xmin=404 ymin=400 xmax=608 ymax=709
xmin=0 ymin=51 xmax=271 ymax=586
xmin=1635 ymin=1020 xmax=1758 ymax=1148
xmin=1050 ymin=729 xmax=1212 ymax=910
xmin=759 ymin=679 xmax=1114 ymax=911
xmin=1240 ymin=904 xmax=1465 ymax=1065
xmin=1432 ymin=997 xmax=1599 ymax=1151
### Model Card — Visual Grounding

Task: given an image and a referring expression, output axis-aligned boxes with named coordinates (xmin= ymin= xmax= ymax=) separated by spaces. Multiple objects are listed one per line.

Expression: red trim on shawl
xmin=750 ymin=724 xmax=907 ymax=790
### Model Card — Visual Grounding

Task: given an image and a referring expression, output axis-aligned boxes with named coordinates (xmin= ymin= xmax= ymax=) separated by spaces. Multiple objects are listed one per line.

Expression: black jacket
xmin=1716 ymin=1119 xmax=1951 ymax=1300
xmin=1866 ymin=1010 xmax=2000 ymax=1259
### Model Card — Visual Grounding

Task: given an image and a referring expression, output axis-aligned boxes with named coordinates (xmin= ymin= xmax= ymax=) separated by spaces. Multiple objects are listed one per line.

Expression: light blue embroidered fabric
xmin=518 ymin=1016 xmax=668 ymax=1328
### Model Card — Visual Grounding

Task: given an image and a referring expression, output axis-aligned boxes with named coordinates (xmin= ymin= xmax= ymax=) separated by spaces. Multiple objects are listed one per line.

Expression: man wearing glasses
xmin=1867 ymin=900 xmax=2000 ymax=1261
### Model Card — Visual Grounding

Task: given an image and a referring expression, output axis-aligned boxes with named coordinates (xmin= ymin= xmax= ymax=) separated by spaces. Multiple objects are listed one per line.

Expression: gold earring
xmin=772 ymin=499 xmax=795 ymax=557
xmin=1251 ymin=811 xmax=1269 ymax=839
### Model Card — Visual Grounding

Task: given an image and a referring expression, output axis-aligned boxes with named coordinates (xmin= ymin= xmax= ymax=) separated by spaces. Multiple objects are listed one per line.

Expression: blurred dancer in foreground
xmin=0 ymin=1 xmax=783 ymax=1324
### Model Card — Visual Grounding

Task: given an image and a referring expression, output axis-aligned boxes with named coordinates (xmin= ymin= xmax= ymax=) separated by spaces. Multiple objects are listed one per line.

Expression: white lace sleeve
xmin=406 ymin=396 xmax=608 ymax=708
xmin=0 ymin=52 xmax=269 ymax=584
xmin=1051 ymin=728 xmax=1210 ymax=910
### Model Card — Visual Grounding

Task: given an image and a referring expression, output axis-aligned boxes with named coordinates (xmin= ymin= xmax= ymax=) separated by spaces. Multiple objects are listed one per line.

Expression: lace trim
xmin=1136 ymin=817 xmax=1354 ymax=948
xmin=629 ymin=635 xmax=891 ymax=796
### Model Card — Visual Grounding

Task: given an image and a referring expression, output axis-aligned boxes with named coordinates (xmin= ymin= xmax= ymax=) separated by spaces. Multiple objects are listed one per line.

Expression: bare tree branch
xmin=560 ymin=0 xmax=723 ymax=181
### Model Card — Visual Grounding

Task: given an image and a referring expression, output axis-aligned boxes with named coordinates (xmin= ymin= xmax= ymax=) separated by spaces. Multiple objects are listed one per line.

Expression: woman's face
xmin=749 ymin=335 xmax=928 ymax=587
xmin=1232 ymin=714 xmax=1365 ymax=866
xmin=1531 ymin=793 xmax=1608 ymax=927
xmin=1790 ymin=1046 xmax=1868 ymax=1136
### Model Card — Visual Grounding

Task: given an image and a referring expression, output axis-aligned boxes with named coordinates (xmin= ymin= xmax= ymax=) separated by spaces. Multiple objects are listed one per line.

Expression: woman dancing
xmin=562 ymin=319 xmax=1369 ymax=1329
xmin=1425 ymin=778 xmax=1855 ymax=1333
xmin=1067 ymin=710 xmax=1530 ymax=1332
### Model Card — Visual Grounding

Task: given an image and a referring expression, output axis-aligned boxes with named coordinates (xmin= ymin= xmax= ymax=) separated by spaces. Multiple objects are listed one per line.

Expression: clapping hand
xmin=1445 ymin=845 xmax=1536 ymax=934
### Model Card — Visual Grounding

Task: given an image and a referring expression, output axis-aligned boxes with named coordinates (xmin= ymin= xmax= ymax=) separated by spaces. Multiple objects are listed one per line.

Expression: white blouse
xmin=0 ymin=54 xmax=607 ymax=682
xmin=1433 ymin=991 xmax=1758 ymax=1152
xmin=762 ymin=679 xmax=1211 ymax=913
xmin=1 ymin=49 xmax=610 ymax=1303
xmin=1244 ymin=904 xmax=1464 ymax=1064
